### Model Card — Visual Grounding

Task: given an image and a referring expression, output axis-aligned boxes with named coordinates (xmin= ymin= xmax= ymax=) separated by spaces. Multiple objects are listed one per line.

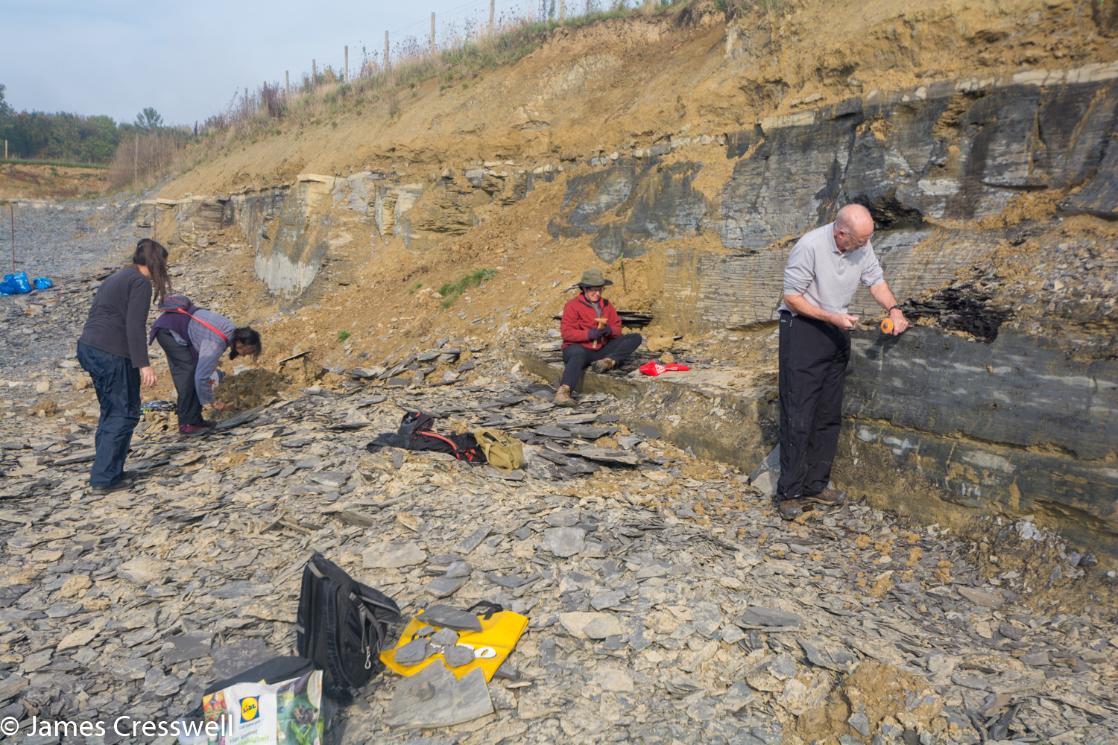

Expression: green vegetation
xmin=409 ymin=281 xmax=423 ymax=293
xmin=337 ymin=329 xmax=351 ymax=342
xmin=0 ymin=109 xmax=122 ymax=164
xmin=0 ymin=85 xmax=186 ymax=190
xmin=439 ymin=268 xmax=496 ymax=308
xmin=134 ymin=107 xmax=164 ymax=131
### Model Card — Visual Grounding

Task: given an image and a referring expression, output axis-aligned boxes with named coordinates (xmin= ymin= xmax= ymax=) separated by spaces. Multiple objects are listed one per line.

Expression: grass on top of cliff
xmin=197 ymin=3 xmax=664 ymax=154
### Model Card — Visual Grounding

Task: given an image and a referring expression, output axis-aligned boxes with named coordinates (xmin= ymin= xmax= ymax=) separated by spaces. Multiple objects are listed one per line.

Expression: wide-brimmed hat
xmin=576 ymin=268 xmax=613 ymax=288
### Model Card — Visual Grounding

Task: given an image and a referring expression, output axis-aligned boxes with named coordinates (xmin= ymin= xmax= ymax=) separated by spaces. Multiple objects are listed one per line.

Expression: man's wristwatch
xmin=887 ymin=305 xmax=900 ymax=313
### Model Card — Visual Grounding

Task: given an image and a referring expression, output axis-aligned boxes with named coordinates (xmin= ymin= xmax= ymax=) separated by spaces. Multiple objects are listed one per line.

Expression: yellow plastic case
xmin=380 ymin=609 xmax=529 ymax=681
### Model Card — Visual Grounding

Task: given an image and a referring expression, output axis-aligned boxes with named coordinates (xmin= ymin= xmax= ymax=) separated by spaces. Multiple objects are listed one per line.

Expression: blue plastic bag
xmin=33 ymin=276 xmax=53 ymax=291
xmin=0 ymin=272 xmax=33 ymax=295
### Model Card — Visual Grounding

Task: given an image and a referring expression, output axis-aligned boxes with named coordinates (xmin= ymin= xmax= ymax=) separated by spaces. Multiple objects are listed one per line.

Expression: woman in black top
xmin=76 ymin=239 xmax=171 ymax=492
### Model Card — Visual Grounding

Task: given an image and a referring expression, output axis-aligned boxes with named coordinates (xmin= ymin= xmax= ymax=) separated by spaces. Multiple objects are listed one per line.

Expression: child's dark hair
xmin=132 ymin=238 xmax=171 ymax=305
xmin=230 ymin=327 xmax=262 ymax=359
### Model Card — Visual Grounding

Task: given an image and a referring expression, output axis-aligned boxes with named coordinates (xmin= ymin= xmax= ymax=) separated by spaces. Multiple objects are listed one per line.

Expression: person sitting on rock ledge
xmin=149 ymin=295 xmax=261 ymax=436
xmin=554 ymin=268 xmax=643 ymax=407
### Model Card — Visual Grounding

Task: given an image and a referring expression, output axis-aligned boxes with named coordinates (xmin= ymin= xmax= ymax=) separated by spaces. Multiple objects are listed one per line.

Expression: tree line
xmin=0 ymin=84 xmax=178 ymax=165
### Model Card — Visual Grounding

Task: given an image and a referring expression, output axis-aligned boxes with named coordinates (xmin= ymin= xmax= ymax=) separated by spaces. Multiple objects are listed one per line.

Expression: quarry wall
xmin=155 ymin=62 xmax=1118 ymax=559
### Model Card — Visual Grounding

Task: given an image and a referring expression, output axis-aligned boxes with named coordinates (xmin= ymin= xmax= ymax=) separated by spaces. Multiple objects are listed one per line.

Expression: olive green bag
xmin=472 ymin=428 xmax=525 ymax=470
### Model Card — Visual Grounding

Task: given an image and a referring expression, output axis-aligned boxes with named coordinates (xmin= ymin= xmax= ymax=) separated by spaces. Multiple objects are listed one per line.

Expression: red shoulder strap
xmin=417 ymin=431 xmax=477 ymax=462
xmin=175 ymin=308 xmax=229 ymax=344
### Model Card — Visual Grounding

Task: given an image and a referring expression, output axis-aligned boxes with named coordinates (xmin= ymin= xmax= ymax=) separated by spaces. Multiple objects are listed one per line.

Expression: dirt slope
xmin=163 ymin=0 xmax=1115 ymax=198
xmin=149 ymin=0 xmax=1118 ymax=382
xmin=0 ymin=163 xmax=110 ymax=200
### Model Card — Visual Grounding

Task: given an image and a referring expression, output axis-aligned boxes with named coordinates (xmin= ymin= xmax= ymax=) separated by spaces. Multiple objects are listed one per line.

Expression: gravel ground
xmin=0 ymin=197 xmax=147 ymax=377
xmin=1 ymin=347 xmax=1116 ymax=745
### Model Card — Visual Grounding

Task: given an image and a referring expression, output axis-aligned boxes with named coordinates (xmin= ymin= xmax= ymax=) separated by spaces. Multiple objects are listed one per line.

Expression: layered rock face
xmin=541 ymin=68 xmax=1118 ymax=556
xmin=844 ymin=329 xmax=1118 ymax=556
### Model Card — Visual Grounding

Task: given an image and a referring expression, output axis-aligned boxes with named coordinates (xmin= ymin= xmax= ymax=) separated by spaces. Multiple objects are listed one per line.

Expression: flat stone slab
xmin=543 ymin=527 xmax=586 ymax=558
xmin=420 ymin=605 xmax=482 ymax=632
xmin=163 ymin=633 xmax=211 ymax=664
xmin=559 ymin=611 xmax=623 ymax=639
xmin=427 ymin=575 xmax=468 ymax=598
xmin=737 ymin=606 xmax=803 ymax=630
xmin=957 ymin=586 xmax=1005 ymax=608
xmin=385 ymin=665 xmax=493 ymax=730
xmin=363 ymin=541 xmax=426 ymax=569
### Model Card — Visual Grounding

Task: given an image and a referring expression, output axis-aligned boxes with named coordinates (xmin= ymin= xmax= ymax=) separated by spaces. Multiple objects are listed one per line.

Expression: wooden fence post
xmin=430 ymin=12 xmax=436 ymax=53
xmin=344 ymin=46 xmax=349 ymax=81
xmin=312 ymin=59 xmax=317 ymax=85
xmin=560 ymin=0 xmax=566 ymax=20
xmin=9 ymin=203 xmax=15 ymax=273
xmin=285 ymin=70 xmax=290 ymax=97
xmin=384 ymin=31 xmax=390 ymax=71
xmin=489 ymin=0 xmax=495 ymax=33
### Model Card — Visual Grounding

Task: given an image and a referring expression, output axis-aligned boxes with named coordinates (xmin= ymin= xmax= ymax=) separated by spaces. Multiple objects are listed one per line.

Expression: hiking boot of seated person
xmin=552 ymin=384 xmax=575 ymax=407
xmin=804 ymin=487 xmax=847 ymax=507
xmin=591 ymin=357 xmax=617 ymax=374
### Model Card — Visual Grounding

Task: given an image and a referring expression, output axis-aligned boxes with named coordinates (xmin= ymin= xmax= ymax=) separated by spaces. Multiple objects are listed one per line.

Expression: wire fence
xmin=109 ymin=0 xmax=680 ymax=189
xmin=202 ymin=0 xmax=678 ymax=133
xmin=322 ymin=0 xmax=666 ymax=80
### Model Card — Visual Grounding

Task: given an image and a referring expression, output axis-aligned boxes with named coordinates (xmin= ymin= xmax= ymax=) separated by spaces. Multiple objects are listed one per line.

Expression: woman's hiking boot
xmin=179 ymin=423 xmax=213 ymax=436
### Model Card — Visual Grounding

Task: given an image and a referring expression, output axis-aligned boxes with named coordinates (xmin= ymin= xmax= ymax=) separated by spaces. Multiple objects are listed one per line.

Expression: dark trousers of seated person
xmin=560 ymin=334 xmax=643 ymax=390
xmin=155 ymin=329 xmax=205 ymax=426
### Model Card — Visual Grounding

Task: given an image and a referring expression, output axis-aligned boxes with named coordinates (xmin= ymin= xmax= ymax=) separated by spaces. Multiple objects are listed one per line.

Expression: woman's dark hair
xmin=229 ymin=327 xmax=262 ymax=360
xmin=132 ymin=238 xmax=171 ymax=305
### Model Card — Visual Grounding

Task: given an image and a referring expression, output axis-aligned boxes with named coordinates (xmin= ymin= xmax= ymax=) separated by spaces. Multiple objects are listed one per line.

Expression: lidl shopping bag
xmin=201 ymin=657 xmax=324 ymax=745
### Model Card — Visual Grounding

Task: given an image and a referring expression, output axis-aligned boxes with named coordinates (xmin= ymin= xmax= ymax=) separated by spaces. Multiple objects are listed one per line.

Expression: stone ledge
xmin=514 ymin=351 xmax=776 ymax=468
xmin=515 ymin=330 xmax=1118 ymax=564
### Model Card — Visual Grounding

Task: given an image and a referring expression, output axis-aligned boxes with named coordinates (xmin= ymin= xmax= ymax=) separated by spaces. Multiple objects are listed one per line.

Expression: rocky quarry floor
xmin=2 ymin=260 xmax=1118 ymax=745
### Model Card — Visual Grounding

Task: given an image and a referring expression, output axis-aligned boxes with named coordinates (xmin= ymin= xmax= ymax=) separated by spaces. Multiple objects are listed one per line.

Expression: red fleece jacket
xmin=561 ymin=294 xmax=622 ymax=351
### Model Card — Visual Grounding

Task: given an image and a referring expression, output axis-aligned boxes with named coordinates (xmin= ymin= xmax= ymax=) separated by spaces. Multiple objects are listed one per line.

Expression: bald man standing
xmin=774 ymin=204 xmax=909 ymax=520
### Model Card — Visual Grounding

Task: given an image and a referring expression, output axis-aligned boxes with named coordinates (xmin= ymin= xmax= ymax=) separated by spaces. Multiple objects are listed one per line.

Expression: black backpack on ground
xmin=397 ymin=411 xmax=485 ymax=464
xmin=295 ymin=553 xmax=401 ymax=700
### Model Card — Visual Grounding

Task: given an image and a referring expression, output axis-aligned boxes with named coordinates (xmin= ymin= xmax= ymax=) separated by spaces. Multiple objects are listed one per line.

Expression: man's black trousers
xmin=155 ymin=329 xmax=205 ymax=426
xmin=776 ymin=311 xmax=850 ymax=501
xmin=560 ymin=333 xmax=643 ymax=390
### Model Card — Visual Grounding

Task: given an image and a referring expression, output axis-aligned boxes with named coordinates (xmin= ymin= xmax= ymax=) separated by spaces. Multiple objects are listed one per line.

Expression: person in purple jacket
xmin=149 ymin=295 xmax=261 ymax=435
xmin=77 ymin=239 xmax=172 ymax=492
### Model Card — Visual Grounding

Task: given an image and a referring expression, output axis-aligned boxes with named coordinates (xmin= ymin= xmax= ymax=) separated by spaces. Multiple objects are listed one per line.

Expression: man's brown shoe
xmin=776 ymin=498 xmax=811 ymax=521
xmin=591 ymin=357 xmax=617 ymax=374
xmin=804 ymin=487 xmax=847 ymax=506
xmin=553 ymin=384 xmax=575 ymax=407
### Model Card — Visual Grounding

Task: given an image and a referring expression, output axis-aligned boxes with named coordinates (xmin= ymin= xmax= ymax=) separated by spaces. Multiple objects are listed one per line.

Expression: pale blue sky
xmin=0 ymin=0 xmax=558 ymax=125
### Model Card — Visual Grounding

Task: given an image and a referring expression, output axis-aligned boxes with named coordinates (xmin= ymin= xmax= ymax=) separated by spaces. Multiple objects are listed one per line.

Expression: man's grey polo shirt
xmin=778 ymin=222 xmax=885 ymax=315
